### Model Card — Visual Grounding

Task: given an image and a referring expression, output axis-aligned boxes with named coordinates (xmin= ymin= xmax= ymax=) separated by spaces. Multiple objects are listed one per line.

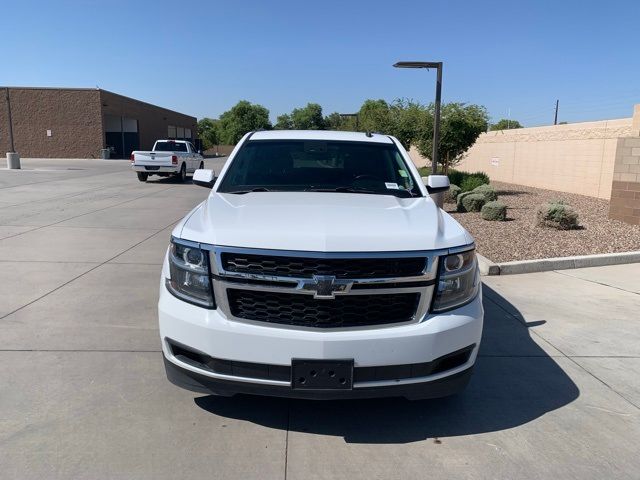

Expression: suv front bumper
xmin=163 ymin=354 xmax=474 ymax=400
xmin=159 ymin=280 xmax=483 ymax=400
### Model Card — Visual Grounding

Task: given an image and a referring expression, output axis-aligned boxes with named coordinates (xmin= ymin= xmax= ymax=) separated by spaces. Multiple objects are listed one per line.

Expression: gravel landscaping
xmin=448 ymin=181 xmax=640 ymax=263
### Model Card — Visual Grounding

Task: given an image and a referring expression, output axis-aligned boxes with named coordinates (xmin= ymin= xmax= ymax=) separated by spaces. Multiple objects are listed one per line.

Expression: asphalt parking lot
xmin=1 ymin=158 xmax=639 ymax=479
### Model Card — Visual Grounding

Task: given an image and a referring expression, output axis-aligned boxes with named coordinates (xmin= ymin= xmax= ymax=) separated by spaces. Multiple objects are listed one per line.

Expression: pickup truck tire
xmin=199 ymin=161 xmax=204 ymax=170
xmin=176 ymin=163 xmax=187 ymax=183
xmin=137 ymin=172 xmax=148 ymax=182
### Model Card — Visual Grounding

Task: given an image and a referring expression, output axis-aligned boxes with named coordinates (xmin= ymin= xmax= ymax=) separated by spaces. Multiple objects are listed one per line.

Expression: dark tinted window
xmin=218 ymin=140 xmax=421 ymax=197
xmin=154 ymin=141 xmax=188 ymax=152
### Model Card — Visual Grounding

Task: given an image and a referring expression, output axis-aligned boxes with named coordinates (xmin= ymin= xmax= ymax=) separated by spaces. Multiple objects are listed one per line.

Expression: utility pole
xmin=6 ymin=88 xmax=15 ymax=153
xmin=554 ymin=99 xmax=559 ymax=125
xmin=5 ymin=88 xmax=21 ymax=169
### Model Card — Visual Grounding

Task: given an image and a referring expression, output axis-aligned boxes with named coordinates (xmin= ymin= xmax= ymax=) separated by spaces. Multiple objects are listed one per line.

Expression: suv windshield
xmin=154 ymin=141 xmax=188 ymax=152
xmin=218 ymin=140 xmax=421 ymax=197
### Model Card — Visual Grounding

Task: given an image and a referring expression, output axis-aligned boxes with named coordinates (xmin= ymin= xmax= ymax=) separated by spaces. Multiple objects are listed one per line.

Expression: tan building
xmin=1 ymin=87 xmax=197 ymax=158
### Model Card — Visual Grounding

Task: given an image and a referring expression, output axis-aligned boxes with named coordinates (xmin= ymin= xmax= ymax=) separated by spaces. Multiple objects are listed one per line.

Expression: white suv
xmin=159 ymin=130 xmax=483 ymax=400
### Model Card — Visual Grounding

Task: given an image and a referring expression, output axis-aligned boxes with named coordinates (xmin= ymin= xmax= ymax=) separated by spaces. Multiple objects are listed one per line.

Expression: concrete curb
xmin=476 ymin=253 xmax=500 ymax=275
xmin=478 ymin=250 xmax=640 ymax=276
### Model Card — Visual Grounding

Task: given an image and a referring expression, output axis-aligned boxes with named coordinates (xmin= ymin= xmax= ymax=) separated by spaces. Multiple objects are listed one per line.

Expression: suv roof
xmin=249 ymin=130 xmax=394 ymax=144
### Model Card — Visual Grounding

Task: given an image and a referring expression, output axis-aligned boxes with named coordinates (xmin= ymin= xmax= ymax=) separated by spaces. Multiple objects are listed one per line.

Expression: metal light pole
xmin=5 ymin=88 xmax=21 ymax=169
xmin=393 ymin=61 xmax=443 ymax=176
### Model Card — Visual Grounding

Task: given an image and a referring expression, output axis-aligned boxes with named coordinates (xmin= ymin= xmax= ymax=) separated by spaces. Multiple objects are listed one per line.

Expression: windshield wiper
xmin=224 ymin=187 xmax=271 ymax=194
xmin=305 ymin=186 xmax=417 ymax=197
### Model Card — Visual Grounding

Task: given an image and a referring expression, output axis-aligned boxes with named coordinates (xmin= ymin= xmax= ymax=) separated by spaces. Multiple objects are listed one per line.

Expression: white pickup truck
xmin=159 ymin=130 xmax=483 ymax=400
xmin=131 ymin=140 xmax=204 ymax=182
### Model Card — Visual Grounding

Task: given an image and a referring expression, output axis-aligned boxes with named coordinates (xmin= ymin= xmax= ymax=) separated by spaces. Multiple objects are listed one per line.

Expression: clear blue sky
xmin=3 ymin=0 xmax=640 ymax=126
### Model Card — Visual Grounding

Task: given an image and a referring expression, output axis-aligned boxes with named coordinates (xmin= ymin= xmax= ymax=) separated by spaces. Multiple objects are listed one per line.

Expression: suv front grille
xmin=227 ymin=289 xmax=419 ymax=328
xmin=220 ymin=253 xmax=426 ymax=279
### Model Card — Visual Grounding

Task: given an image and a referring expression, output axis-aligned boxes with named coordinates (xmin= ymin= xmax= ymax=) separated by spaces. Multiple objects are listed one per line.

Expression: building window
xmin=168 ymin=126 xmax=177 ymax=139
xmin=185 ymin=128 xmax=192 ymax=140
xmin=177 ymin=127 xmax=185 ymax=139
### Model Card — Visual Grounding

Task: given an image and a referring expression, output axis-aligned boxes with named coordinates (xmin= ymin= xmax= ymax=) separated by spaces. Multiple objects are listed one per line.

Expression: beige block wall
xmin=609 ymin=137 xmax=640 ymax=225
xmin=457 ymin=118 xmax=633 ymax=199
xmin=633 ymin=104 xmax=640 ymax=136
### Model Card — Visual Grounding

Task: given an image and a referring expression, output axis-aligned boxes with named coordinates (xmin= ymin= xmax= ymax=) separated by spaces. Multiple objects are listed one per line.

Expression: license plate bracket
xmin=291 ymin=359 xmax=354 ymax=390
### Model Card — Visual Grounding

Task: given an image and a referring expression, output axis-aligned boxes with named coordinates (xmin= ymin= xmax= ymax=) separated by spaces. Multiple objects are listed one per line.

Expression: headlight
xmin=166 ymin=239 xmax=215 ymax=308
xmin=431 ymin=248 xmax=479 ymax=312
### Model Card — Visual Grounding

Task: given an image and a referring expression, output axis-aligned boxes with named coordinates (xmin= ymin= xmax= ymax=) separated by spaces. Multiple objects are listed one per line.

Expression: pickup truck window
xmin=155 ymin=141 xmax=188 ymax=152
xmin=218 ymin=140 xmax=421 ymax=197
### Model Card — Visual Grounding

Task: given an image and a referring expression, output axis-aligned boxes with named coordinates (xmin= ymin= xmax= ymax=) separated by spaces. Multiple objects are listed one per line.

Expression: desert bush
xmin=456 ymin=191 xmax=473 ymax=212
xmin=460 ymin=193 xmax=486 ymax=212
xmin=449 ymin=169 xmax=490 ymax=189
xmin=416 ymin=168 xmax=490 ymax=193
xmin=472 ymin=184 xmax=498 ymax=202
xmin=460 ymin=176 xmax=486 ymax=192
xmin=444 ymin=184 xmax=462 ymax=203
xmin=481 ymin=201 xmax=507 ymax=221
xmin=536 ymin=200 xmax=580 ymax=230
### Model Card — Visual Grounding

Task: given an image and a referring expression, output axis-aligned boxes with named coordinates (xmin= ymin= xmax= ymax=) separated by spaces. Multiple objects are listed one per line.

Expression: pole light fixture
xmin=393 ymin=61 xmax=442 ymax=176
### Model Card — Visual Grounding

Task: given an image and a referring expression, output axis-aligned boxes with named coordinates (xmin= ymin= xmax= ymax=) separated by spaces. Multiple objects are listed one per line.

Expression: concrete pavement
xmin=1 ymin=158 xmax=639 ymax=479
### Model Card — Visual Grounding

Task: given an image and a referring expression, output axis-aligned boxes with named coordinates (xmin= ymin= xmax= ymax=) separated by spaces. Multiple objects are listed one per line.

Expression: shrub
xmin=447 ymin=169 xmax=464 ymax=187
xmin=418 ymin=167 xmax=432 ymax=177
xmin=449 ymin=169 xmax=490 ymax=189
xmin=536 ymin=200 xmax=580 ymax=230
xmin=473 ymin=171 xmax=491 ymax=185
xmin=417 ymin=168 xmax=490 ymax=193
xmin=460 ymin=193 xmax=486 ymax=212
xmin=456 ymin=191 xmax=473 ymax=212
xmin=481 ymin=201 xmax=507 ymax=221
xmin=444 ymin=184 xmax=461 ymax=203
xmin=472 ymin=184 xmax=498 ymax=202
xmin=460 ymin=176 xmax=486 ymax=192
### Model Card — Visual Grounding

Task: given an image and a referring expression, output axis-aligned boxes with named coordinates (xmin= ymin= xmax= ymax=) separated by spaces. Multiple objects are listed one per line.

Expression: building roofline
xmin=98 ymin=89 xmax=196 ymax=120
xmin=1 ymin=86 xmax=100 ymax=91
xmin=0 ymin=85 xmax=196 ymax=121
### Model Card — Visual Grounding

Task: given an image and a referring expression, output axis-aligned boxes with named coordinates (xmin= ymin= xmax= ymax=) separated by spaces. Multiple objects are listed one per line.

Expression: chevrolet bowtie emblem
xmin=301 ymin=275 xmax=352 ymax=299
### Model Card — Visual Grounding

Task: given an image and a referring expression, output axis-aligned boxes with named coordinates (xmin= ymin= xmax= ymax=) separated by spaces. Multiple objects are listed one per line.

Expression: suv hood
xmin=177 ymin=192 xmax=473 ymax=252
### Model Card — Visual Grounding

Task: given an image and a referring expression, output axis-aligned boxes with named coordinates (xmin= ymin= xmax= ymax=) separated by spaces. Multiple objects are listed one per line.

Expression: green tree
xmin=275 ymin=113 xmax=293 ymax=130
xmin=324 ymin=112 xmax=345 ymax=130
xmin=389 ymin=99 xmax=430 ymax=149
xmin=417 ymin=103 xmax=489 ymax=173
xmin=197 ymin=117 xmax=219 ymax=149
xmin=358 ymin=99 xmax=392 ymax=134
xmin=216 ymin=100 xmax=272 ymax=144
xmin=290 ymin=103 xmax=325 ymax=130
xmin=356 ymin=98 xmax=431 ymax=149
xmin=323 ymin=112 xmax=360 ymax=131
xmin=490 ymin=118 xmax=523 ymax=130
